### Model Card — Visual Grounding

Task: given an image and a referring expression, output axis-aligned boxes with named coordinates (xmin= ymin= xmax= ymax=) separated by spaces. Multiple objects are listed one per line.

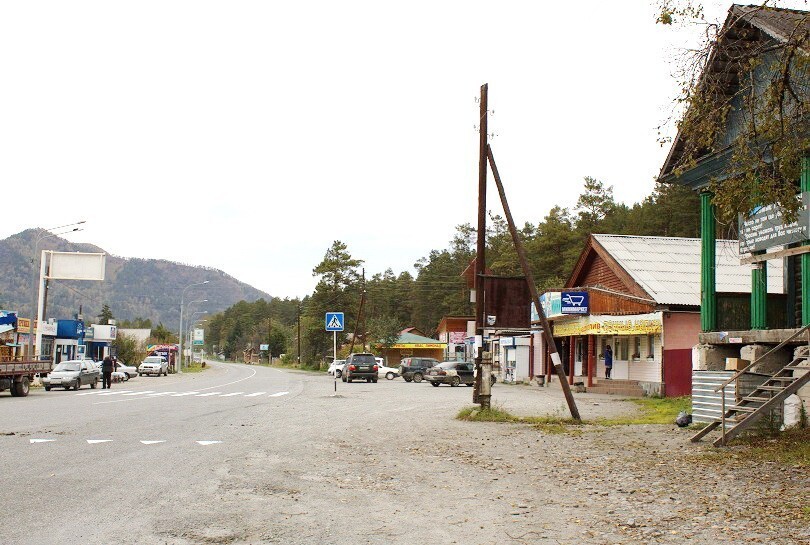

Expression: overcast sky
xmin=2 ymin=1 xmax=806 ymax=299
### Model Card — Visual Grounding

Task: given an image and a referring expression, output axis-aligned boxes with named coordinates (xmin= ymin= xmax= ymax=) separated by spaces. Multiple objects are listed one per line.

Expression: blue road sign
xmin=325 ymin=312 xmax=345 ymax=331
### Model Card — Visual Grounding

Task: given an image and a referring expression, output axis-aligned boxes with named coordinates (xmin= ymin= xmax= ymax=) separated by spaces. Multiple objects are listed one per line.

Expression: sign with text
xmin=554 ymin=312 xmax=663 ymax=337
xmin=739 ymin=193 xmax=809 ymax=254
xmin=561 ymin=291 xmax=589 ymax=314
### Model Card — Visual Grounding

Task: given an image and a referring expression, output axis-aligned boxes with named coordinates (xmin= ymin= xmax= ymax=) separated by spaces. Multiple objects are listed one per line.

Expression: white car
xmin=114 ymin=361 xmax=138 ymax=379
xmin=376 ymin=359 xmax=399 ymax=380
xmin=138 ymin=356 xmax=168 ymax=377
xmin=328 ymin=359 xmax=346 ymax=378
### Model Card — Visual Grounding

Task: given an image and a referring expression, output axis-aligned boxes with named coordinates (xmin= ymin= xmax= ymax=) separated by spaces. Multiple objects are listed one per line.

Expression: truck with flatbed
xmin=0 ymin=358 xmax=53 ymax=397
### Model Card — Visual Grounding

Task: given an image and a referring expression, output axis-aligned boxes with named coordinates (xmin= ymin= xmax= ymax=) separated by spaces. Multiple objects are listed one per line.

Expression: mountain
xmin=0 ymin=229 xmax=272 ymax=328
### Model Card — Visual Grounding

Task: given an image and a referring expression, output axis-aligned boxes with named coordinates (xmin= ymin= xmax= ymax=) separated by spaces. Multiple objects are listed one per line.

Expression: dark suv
xmin=341 ymin=353 xmax=379 ymax=383
xmin=398 ymin=357 xmax=440 ymax=383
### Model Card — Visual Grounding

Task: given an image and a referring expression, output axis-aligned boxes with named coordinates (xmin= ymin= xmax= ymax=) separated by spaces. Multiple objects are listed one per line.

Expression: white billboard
xmin=48 ymin=252 xmax=106 ymax=281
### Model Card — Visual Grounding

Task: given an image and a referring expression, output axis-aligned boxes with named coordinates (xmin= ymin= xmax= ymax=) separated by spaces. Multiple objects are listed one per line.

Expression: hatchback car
xmin=139 ymin=356 xmax=168 ymax=376
xmin=328 ymin=359 xmax=346 ymax=378
xmin=43 ymin=360 xmax=100 ymax=391
xmin=114 ymin=360 xmax=138 ymax=379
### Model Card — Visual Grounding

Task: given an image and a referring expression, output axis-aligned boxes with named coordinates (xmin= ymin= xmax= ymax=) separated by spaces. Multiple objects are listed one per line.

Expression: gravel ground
xmin=159 ymin=373 xmax=808 ymax=545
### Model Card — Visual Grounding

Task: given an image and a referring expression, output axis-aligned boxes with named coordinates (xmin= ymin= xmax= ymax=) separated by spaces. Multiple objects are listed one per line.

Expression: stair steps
xmin=690 ymin=351 xmax=810 ymax=447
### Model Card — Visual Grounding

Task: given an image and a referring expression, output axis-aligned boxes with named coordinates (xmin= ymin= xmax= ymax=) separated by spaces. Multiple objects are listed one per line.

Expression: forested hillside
xmin=0 ymin=229 xmax=272 ymax=327
xmin=206 ymin=179 xmax=701 ymax=364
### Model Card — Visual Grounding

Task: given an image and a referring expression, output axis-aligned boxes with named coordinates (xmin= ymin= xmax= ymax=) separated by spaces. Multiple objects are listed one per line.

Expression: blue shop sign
xmin=561 ymin=291 xmax=589 ymax=314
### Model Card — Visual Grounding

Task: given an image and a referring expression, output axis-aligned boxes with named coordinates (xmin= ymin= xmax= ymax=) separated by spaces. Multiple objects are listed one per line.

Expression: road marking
xmin=30 ymin=439 xmax=56 ymax=443
xmin=123 ymin=391 xmax=154 ymax=396
xmin=97 ymin=390 xmax=132 ymax=396
xmin=195 ymin=392 xmax=221 ymax=397
xmin=77 ymin=391 xmax=100 ymax=396
xmin=146 ymin=392 xmax=177 ymax=397
xmin=219 ymin=392 xmax=244 ymax=397
xmin=171 ymin=392 xmax=199 ymax=397
xmin=244 ymin=392 xmax=266 ymax=397
xmin=87 ymin=439 xmax=113 ymax=444
xmin=196 ymin=440 xmax=222 ymax=446
xmin=140 ymin=440 xmax=166 ymax=445
xmin=268 ymin=391 xmax=289 ymax=397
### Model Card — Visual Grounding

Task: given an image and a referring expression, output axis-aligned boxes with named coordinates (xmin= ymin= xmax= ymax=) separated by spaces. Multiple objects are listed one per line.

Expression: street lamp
xmin=178 ymin=282 xmax=208 ymax=373
xmin=28 ymin=222 xmax=86 ymax=361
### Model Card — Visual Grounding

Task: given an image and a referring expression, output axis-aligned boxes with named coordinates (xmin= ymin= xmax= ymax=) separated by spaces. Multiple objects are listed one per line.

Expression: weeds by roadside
xmin=183 ymin=362 xmax=208 ymax=373
xmin=699 ymin=427 xmax=810 ymax=468
xmin=456 ymin=405 xmax=582 ymax=434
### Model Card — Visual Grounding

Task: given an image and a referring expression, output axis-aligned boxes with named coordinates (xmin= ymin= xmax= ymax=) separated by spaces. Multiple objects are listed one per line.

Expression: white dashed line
xmin=123 ymin=391 xmax=154 ymax=396
xmin=195 ymin=392 xmax=221 ymax=397
xmin=97 ymin=390 xmax=132 ymax=396
xmin=196 ymin=441 xmax=222 ymax=446
xmin=268 ymin=392 xmax=289 ymax=397
xmin=30 ymin=439 xmax=56 ymax=443
xmin=219 ymin=392 xmax=244 ymax=397
xmin=146 ymin=392 xmax=176 ymax=397
xmin=140 ymin=440 xmax=166 ymax=445
xmin=244 ymin=392 xmax=266 ymax=397
xmin=171 ymin=392 xmax=199 ymax=397
xmin=87 ymin=439 xmax=113 ymax=444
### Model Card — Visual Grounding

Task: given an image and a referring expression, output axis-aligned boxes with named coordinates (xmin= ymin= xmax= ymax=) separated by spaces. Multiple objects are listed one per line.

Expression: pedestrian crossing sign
xmin=325 ymin=312 xmax=344 ymax=331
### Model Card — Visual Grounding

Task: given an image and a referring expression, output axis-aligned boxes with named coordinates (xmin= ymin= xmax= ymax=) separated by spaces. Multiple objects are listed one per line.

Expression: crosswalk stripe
xmin=219 ymin=392 xmax=244 ymax=397
xmin=171 ymin=392 xmax=199 ymax=397
xmin=140 ymin=440 xmax=166 ymax=445
xmin=77 ymin=391 xmax=100 ymax=396
xmin=244 ymin=392 xmax=266 ymax=397
xmin=97 ymin=390 xmax=132 ymax=396
xmin=147 ymin=391 xmax=176 ymax=396
xmin=268 ymin=392 xmax=289 ymax=397
xmin=195 ymin=392 xmax=221 ymax=397
xmin=123 ymin=391 xmax=154 ymax=396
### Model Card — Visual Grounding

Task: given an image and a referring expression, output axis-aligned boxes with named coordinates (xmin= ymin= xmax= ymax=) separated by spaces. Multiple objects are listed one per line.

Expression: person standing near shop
xmin=604 ymin=344 xmax=613 ymax=379
xmin=102 ymin=355 xmax=114 ymax=389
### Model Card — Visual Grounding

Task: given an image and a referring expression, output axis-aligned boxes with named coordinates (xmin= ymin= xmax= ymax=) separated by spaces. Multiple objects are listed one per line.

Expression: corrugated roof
xmin=732 ymin=4 xmax=810 ymax=43
xmin=396 ymin=332 xmax=446 ymax=345
xmin=593 ymin=234 xmax=784 ymax=307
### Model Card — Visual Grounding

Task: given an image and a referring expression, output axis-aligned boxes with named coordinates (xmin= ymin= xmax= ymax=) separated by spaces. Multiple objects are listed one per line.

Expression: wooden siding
xmin=581 ymin=253 xmax=626 ymax=292
xmin=717 ymin=293 xmax=789 ymax=330
xmin=588 ymin=289 xmax=655 ymax=315
xmin=483 ymin=276 xmax=530 ymax=329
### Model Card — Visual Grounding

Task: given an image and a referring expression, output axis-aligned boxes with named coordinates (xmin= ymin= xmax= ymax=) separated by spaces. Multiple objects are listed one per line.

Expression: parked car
xmin=425 ymin=360 xmax=475 ymax=387
xmin=398 ymin=357 xmax=440 ymax=383
xmin=42 ymin=360 xmax=100 ymax=391
xmin=341 ymin=353 xmax=378 ymax=383
xmin=139 ymin=356 xmax=168 ymax=377
xmin=375 ymin=359 xmax=399 ymax=380
xmin=328 ymin=359 xmax=346 ymax=378
xmin=115 ymin=360 xmax=138 ymax=379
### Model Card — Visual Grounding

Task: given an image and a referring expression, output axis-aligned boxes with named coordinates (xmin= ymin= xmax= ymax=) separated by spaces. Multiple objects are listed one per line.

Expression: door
xmin=663 ymin=349 xmax=692 ymax=397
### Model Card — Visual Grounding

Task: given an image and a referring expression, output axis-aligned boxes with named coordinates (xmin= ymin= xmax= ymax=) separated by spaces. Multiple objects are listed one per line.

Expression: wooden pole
xmin=487 ymin=144 xmax=581 ymax=420
xmin=347 ymin=268 xmax=366 ymax=356
xmin=568 ymin=337 xmax=575 ymax=385
xmin=587 ymin=335 xmax=595 ymax=388
xmin=473 ymin=83 xmax=490 ymax=408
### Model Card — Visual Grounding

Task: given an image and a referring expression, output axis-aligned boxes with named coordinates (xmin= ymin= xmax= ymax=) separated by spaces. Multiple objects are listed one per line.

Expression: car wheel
xmin=90 ymin=380 xmax=97 ymax=389
xmin=372 ymin=378 xmax=377 ymax=383
xmin=44 ymin=385 xmax=51 ymax=391
xmin=413 ymin=373 xmax=423 ymax=383
xmin=73 ymin=380 xmax=80 ymax=391
xmin=404 ymin=376 xmax=412 ymax=382
xmin=139 ymin=373 xmax=143 ymax=377
xmin=385 ymin=372 xmax=395 ymax=380
xmin=466 ymin=382 xmax=474 ymax=387
xmin=335 ymin=370 xmax=342 ymax=378
xmin=450 ymin=376 xmax=461 ymax=387
xmin=431 ymin=382 xmax=440 ymax=387
xmin=64 ymin=386 xmax=71 ymax=390
xmin=347 ymin=378 xmax=352 ymax=383
xmin=11 ymin=377 xmax=30 ymax=397
xmin=366 ymin=378 xmax=371 ymax=383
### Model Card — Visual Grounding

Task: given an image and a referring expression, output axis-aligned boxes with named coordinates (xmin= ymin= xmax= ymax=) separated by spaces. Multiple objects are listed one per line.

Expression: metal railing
xmin=716 ymin=323 xmax=810 ymax=443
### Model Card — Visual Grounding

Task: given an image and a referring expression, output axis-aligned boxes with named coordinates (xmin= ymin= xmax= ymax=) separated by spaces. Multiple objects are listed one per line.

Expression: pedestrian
xmin=102 ymin=355 xmax=113 ymax=389
xmin=604 ymin=344 xmax=613 ymax=379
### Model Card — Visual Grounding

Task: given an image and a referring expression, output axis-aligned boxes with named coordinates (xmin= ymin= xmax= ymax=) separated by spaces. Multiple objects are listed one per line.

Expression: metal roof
xmin=593 ymin=234 xmax=784 ymax=307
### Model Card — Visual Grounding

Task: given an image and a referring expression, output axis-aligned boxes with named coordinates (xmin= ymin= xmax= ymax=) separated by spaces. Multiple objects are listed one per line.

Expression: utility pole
xmin=297 ymin=304 xmax=302 ymax=364
xmin=487 ymin=145 xmax=581 ymax=421
xmin=473 ymin=83 xmax=491 ymax=408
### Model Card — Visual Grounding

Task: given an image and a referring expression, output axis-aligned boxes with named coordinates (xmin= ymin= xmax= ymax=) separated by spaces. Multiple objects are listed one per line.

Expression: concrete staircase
xmin=586 ymin=378 xmax=645 ymax=397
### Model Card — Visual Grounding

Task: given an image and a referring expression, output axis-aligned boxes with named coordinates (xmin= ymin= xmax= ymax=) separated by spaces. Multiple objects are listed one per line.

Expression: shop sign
xmin=554 ymin=312 xmax=663 ymax=337
xmin=533 ymin=292 xmax=562 ymax=321
xmin=18 ymin=318 xmax=31 ymax=334
xmin=390 ymin=343 xmax=445 ymax=349
xmin=39 ymin=322 xmax=57 ymax=336
xmin=448 ymin=331 xmax=466 ymax=344
xmin=561 ymin=291 xmax=589 ymax=314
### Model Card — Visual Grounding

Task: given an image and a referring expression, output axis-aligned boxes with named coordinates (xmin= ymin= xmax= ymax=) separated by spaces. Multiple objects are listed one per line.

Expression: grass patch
xmin=597 ymin=396 xmax=691 ymax=426
xmin=183 ymin=362 xmax=209 ymax=373
xmin=701 ymin=427 xmax=810 ymax=467
xmin=456 ymin=405 xmax=582 ymax=434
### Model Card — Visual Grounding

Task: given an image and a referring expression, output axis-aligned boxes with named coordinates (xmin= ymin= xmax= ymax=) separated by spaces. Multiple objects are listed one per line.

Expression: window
xmin=600 ymin=337 xmax=608 ymax=359
xmin=632 ymin=336 xmax=641 ymax=359
xmin=647 ymin=335 xmax=655 ymax=358
xmin=616 ymin=338 xmax=629 ymax=361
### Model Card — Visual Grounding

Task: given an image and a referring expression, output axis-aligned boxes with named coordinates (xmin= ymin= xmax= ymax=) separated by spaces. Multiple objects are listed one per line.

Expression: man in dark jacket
xmin=102 ymin=355 xmax=114 ymax=389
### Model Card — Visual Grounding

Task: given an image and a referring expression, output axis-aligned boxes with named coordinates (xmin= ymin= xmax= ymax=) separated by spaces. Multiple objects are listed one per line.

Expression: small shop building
xmin=436 ymin=316 xmax=474 ymax=361
xmin=376 ymin=331 xmax=446 ymax=366
xmin=540 ymin=234 xmax=782 ymax=397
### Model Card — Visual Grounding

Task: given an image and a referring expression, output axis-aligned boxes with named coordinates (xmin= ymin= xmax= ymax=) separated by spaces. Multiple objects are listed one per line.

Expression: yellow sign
xmin=390 ymin=343 xmax=446 ymax=349
xmin=554 ymin=312 xmax=663 ymax=337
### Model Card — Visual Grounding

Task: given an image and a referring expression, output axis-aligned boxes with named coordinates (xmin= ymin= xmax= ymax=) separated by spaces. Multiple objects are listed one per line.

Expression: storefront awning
xmin=553 ymin=312 xmax=663 ymax=337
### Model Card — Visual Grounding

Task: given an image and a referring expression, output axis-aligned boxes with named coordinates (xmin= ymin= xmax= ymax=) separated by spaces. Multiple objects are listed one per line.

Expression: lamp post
xmin=178 ymin=281 xmax=208 ymax=373
xmin=28 ymin=222 xmax=85 ymax=361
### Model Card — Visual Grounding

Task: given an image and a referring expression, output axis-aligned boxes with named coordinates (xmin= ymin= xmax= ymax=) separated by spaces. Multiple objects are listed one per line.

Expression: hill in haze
xmin=0 ymin=229 xmax=272 ymax=328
